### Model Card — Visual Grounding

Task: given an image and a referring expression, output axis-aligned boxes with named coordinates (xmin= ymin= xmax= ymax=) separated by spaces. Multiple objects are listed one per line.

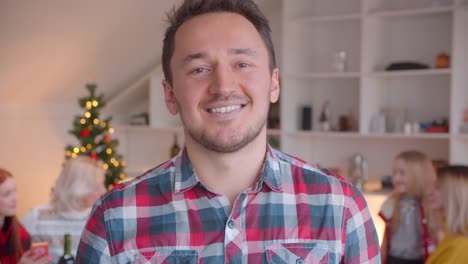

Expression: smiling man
xmin=76 ymin=1 xmax=380 ymax=263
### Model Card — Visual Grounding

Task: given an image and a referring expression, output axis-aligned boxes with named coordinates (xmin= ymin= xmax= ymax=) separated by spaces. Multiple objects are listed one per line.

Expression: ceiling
xmin=0 ymin=0 xmax=181 ymax=105
xmin=0 ymin=0 xmax=272 ymax=106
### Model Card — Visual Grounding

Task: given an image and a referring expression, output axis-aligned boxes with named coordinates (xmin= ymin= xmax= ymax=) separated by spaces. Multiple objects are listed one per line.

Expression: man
xmin=76 ymin=0 xmax=381 ymax=263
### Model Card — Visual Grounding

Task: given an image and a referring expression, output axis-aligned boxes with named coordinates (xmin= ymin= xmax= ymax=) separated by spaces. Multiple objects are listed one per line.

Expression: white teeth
xmin=209 ymin=105 xmax=241 ymax=113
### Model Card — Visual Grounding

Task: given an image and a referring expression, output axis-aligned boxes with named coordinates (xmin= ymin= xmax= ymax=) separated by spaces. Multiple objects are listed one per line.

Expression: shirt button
xmin=296 ymin=258 xmax=304 ymax=264
xmin=228 ymin=220 xmax=236 ymax=229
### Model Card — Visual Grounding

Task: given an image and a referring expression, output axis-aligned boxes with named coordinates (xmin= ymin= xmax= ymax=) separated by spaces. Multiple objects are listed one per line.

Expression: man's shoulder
xmin=273 ymin=149 xmax=353 ymax=191
xmin=274 ymin=149 xmax=349 ymax=182
xmin=99 ymin=159 xmax=175 ymax=202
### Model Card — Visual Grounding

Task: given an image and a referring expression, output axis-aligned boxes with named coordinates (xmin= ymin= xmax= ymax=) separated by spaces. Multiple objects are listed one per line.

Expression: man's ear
xmin=162 ymin=80 xmax=179 ymax=115
xmin=270 ymin=68 xmax=280 ymax=103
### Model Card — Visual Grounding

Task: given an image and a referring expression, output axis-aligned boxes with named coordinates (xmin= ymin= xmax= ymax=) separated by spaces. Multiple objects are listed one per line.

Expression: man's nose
xmin=209 ymin=65 xmax=236 ymax=95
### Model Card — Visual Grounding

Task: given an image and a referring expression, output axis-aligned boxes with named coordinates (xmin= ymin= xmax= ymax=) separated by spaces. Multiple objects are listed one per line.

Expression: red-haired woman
xmin=0 ymin=168 xmax=49 ymax=263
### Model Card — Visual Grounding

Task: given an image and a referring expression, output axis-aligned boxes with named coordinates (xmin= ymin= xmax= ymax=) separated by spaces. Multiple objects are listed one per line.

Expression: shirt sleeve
xmin=343 ymin=185 xmax=381 ymax=264
xmin=75 ymin=201 xmax=112 ymax=264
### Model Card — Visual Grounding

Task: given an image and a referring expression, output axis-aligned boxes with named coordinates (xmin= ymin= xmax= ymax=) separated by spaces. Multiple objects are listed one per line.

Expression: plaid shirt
xmin=0 ymin=217 xmax=31 ymax=264
xmin=77 ymin=146 xmax=380 ymax=264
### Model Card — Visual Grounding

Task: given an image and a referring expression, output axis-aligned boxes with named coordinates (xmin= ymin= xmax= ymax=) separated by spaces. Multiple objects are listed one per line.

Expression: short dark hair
xmin=162 ymin=0 xmax=276 ymax=85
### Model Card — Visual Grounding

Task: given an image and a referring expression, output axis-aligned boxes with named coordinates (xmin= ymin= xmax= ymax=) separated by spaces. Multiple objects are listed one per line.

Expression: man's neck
xmin=186 ymin=131 xmax=268 ymax=205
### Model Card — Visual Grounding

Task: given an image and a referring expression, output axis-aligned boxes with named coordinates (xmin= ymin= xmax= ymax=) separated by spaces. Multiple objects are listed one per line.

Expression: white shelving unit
xmin=106 ymin=0 xmax=467 ymax=179
xmin=281 ymin=0 xmax=468 ymax=179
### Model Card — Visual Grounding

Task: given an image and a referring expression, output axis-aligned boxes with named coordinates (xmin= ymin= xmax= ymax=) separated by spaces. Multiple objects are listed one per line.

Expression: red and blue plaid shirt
xmin=77 ymin=146 xmax=380 ymax=263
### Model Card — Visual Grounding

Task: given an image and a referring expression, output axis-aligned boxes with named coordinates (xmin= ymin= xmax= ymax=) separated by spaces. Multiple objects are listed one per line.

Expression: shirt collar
xmin=173 ymin=145 xmax=283 ymax=193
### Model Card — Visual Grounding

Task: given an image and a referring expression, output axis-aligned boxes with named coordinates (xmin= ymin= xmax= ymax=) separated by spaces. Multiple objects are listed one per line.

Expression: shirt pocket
xmin=266 ymin=242 xmax=329 ymax=264
xmin=132 ymin=249 xmax=199 ymax=264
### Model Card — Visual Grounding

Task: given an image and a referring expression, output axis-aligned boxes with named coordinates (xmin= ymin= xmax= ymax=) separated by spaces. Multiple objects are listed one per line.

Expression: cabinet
xmin=107 ymin=0 xmax=468 ymax=179
xmin=281 ymin=0 xmax=468 ymax=179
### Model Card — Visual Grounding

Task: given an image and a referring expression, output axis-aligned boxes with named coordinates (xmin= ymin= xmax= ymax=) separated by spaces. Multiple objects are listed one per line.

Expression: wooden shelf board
xmin=290 ymin=13 xmax=361 ymax=24
xmin=368 ymin=6 xmax=453 ymax=18
xmin=287 ymin=72 xmax=361 ymax=79
xmin=367 ymin=68 xmax=451 ymax=78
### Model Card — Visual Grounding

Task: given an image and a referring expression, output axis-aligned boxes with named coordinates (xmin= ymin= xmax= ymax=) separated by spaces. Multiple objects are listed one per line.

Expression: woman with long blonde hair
xmin=426 ymin=165 xmax=468 ymax=264
xmin=379 ymin=150 xmax=437 ymax=264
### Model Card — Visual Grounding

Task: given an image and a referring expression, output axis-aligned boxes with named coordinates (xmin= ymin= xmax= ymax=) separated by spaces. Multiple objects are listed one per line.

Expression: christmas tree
xmin=65 ymin=83 xmax=126 ymax=189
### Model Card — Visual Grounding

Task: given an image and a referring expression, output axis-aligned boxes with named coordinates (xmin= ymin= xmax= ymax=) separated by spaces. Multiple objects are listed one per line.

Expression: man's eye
xmin=192 ymin=68 xmax=207 ymax=74
xmin=238 ymin=63 xmax=249 ymax=68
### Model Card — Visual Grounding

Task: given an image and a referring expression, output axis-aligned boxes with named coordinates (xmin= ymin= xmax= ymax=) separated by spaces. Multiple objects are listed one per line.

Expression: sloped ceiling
xmin=0 ymin=0 xmax=274 ymax=105
xmin=0 ymin=0 xmax=181 ymax=105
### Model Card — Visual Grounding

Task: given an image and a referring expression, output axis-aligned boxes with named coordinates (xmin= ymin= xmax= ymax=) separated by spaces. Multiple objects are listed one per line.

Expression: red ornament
xmin=80 ymin=129 xmax=91 ymax=137
xmin=104 ymin=135 xmax=111 ymax=143
xmin=89 ymin=153 xmax=98 ymax=160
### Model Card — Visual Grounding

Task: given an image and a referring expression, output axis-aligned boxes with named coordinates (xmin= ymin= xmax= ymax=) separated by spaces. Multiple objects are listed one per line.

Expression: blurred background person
xmin=21 ymin=156 xmax=106 ymax=263
xmin=426 ymin=165 xmax=468 ymax=264
xmin=379 ymin=150 xmax=437 ymax=264
xmin=1 ymin=168 xmax=49 ymax=264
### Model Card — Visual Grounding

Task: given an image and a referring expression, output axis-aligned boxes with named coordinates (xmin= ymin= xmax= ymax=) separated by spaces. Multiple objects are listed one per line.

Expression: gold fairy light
xmin=71 ymin=153 xmax=77 ymax=158
xmin=80 ymin=147 xmax=86 ymax=152
xmin=73 ymin=147 xmax=80 ymax=154
xmin=86 ymin=144 xmax=92 ymax=149
xmin=85 ymin=112 xmax=91 ymax=118
xmin=93 ymin=118 xmax=99 ymax=125
xmin=103 ymin=163 xmax=109 ymax=169
xmin=109 ymin=127 xmax=115 ymax=134
xmin=106 ymin=148 xmax=112 ymax=155
xmin=80 ymin=118 xmax=86 ymax=125
xmin=86 ymin=101 xmax=92 ymax=109
xmin=92 ymin=100 xmax=99 ymax=107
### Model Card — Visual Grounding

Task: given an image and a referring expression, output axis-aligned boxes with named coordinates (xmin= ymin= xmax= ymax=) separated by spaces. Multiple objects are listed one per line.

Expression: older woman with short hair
xmin=21 ymin=156 xmax=106 ymax=263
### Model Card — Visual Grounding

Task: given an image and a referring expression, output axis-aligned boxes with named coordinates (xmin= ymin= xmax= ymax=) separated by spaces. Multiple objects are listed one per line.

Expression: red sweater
xmin=0 ymin=217 xmax=31 ymax=264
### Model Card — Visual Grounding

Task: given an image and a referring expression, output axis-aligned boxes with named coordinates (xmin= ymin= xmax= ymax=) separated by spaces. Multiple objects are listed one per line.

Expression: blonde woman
xmin=21 ymin=156 xmax=106 ymax=263
xmin=379 ymin=150 xmax=437 ymax=264
xmin=426 ymin=165 xmax=468 ymax=264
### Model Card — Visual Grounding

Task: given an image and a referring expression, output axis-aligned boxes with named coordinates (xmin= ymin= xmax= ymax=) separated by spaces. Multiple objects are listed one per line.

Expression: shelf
xmin=267 ymin=129 xmax=282 ymax=136
xmin=453 ymin=133 xmax=468 ymax=140
xmin=284 ymin=131 xmax=361 ymax=138
xmin=367 ymin=68 xmax=451 ymax=78
xmin=368 ymin=6 xmax=453 ymax=18
xmin=283 ymin=131 xmax=450 ymax=140
xmin=290 ymin=14 xmax=361 ymax=24
xmin=363 ymin=133 xmax=450 ymax=139
xmin=286 ymin=72 xmax=361 ymax=79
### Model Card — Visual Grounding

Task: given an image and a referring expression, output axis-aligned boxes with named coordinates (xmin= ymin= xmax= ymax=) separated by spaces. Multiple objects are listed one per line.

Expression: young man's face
xmin=163 ymin=12 xmax=279 ymax=153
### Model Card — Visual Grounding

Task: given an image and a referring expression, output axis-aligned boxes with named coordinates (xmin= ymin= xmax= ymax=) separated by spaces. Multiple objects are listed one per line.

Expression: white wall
xmin=0 ymin=0 xmax=283 ymax=218
xmin=0 ymin=104 xmax=78 ymax=217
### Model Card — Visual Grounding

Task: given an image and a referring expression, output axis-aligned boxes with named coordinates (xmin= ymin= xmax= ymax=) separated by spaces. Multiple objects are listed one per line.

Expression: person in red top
xmin=0 ymin=168 xmax=49 ymax=264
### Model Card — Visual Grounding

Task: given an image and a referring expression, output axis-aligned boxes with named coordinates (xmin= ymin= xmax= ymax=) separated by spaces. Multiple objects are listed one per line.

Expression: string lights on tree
xmin=65 ymin=83 xmax=126 ymax=189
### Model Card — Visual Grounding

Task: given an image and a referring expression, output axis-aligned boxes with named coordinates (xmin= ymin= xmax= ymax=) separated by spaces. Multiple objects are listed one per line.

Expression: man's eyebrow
xmin=183 ymin=52 xmax=208 ymax=64
xmin=228 ymin=48 xmax=257 ymax=57
xmin=182 ymin=48 xmax=257 ymax=64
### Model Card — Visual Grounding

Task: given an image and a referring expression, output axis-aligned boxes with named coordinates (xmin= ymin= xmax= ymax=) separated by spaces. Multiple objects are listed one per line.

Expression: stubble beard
xmin=177 ymin=101 xmax=268 ymax=153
